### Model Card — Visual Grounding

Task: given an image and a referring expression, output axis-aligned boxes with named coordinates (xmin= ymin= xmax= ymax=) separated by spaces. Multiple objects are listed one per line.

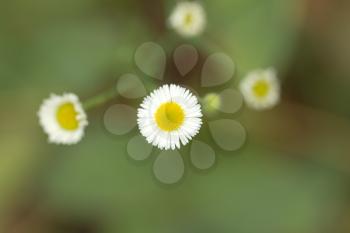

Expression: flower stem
xmin=83 ymin=88 xmax=118 ymax=111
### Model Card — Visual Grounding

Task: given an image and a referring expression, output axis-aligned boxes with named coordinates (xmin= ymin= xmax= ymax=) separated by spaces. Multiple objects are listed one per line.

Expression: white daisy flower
xmin=239 ymin=68 xmax=280 ymax=110
xmin=137 ymin=84 xmax=202 ymax=150
xmin=168 ymin=1 xmax=206 ymax=38
xmin=38 ymin=93 xmax=88 ymax=145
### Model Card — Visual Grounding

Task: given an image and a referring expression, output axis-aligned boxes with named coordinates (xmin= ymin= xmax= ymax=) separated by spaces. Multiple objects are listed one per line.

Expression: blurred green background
xmin=1 ymin=0 xmax=350 ymax=232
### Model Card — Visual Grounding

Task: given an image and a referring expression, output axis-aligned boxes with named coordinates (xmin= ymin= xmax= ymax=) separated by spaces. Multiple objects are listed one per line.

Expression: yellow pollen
xmin=56 ymin=103 xmax=79 ymax=130
xmin=155 ymin=102 xmax=185 ymax=132
xmin=184 ymin=12 xmax=194 ymax=27
xmin=252 ymin=79 xmax=270 ymax=98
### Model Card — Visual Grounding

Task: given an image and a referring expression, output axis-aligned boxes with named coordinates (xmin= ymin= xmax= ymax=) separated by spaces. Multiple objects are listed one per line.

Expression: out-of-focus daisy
xmin=239 ymin=68 xmax=280 ymax=110
xmin=38 ymin=93 xmax=88 ymax=145
xmin=137 ymin=84 xmax=202 ymax=150
xmin=168 ymin=1 xmax=206 ymax=37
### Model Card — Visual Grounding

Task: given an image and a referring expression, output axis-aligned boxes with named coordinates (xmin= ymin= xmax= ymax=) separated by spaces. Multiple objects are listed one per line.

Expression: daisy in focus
xmin=239 ymin=68 xmax=280 ymax=110
xmin=38 ymin=93 xmax=88 ymax=145
xmin=137 ymin=84 xmax=202 ymax=150
xmin=168 ymin=1 xmax=206 ymax=38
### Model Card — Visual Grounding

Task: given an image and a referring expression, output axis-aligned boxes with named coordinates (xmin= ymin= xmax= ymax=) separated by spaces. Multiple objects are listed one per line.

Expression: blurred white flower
xmin=38 ymin=93 xmax=88 ymax=145
xmin=168 ymin=1 xmax=206 ymax=37
xmin=137 ymin=84 xmax=202 ymax=150
xmin=239 ymin=68 xmax=280 ymax=110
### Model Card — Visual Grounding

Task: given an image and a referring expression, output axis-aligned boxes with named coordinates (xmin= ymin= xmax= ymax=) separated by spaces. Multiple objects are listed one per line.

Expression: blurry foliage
xmin=1 ymin=0 xmax=350 ymax=233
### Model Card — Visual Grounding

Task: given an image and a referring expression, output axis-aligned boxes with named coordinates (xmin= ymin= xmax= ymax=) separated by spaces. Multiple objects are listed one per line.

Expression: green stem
xmin=83 ymin=88 xmax=119 ymax=111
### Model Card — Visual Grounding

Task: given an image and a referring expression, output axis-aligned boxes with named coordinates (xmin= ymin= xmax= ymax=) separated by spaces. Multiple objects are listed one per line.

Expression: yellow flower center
xmin=155 ymin=102 xmax=185 ymax=132
xmin=252 ymin=79 xmax=270 ymax=98
xmin=56 ymin=103 xmax=79 ymax=131
xmin=184 ymin=12 xmax=194 ymax=27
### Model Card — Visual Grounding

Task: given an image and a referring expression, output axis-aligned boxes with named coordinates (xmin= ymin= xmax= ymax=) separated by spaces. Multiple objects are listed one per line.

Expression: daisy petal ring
xmin=137 ymin=84 xmax=202 ymax=150
xmin=168 ymin=1 xmax=206 ymax=38
xmin=239 ymin=68 xmax=280 ymax=110
xmin=38 ymin=93 xmax=88 ymax=145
